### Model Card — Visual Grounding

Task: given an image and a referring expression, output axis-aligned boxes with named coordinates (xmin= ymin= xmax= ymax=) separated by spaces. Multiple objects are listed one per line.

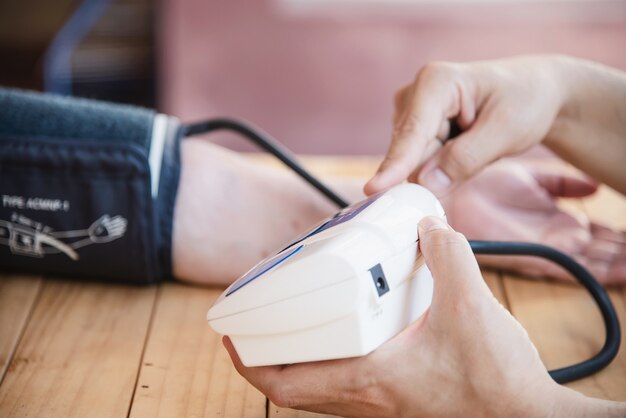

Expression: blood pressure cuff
xmin=0 ymin=88 xmax=182 ymax=283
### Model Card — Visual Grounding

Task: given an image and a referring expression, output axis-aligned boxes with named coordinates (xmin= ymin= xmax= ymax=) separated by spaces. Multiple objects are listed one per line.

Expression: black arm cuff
xmin=0 ymin=88 xmax=182 ymax=283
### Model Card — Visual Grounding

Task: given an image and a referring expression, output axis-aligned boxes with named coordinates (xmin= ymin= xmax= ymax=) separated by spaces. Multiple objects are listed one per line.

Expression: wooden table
xmin=1 ymin=156 xmax=625 ymax=417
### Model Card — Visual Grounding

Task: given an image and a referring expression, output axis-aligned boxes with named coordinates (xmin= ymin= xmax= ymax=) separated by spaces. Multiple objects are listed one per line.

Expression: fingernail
xmin=420 ymin=168 xmax=451 ymax=194
xmin=419 ymin=216 xmax=449 ymax=232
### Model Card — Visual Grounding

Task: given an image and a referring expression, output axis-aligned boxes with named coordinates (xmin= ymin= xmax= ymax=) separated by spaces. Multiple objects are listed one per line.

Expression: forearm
xmin=545 ymin=56 xmax=626 ymax=194
xmin=171 ymin=140 xmax=365 ymax=285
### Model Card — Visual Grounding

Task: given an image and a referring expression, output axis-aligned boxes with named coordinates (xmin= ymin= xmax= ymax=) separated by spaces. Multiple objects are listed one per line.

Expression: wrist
xmin=548 ymin=385 xmax=626 ymax=417
xmin=542 ymin=55 xmax=579 ymax=149
xmin=483 ymin=378 xmax=562 ymax=418
xmin=543 ymin=55 xmax=606 ymax=150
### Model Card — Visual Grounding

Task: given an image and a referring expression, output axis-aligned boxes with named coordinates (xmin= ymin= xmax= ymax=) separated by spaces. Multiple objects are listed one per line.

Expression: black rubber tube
xmin=469 ymin=240 xmax=621 ymax=383
xmin=183 ymin=118 xmax=350 ymax=208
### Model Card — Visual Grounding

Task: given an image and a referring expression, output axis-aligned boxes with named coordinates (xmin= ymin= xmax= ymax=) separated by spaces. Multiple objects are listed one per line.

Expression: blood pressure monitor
xmin=207 ymin=184 xmax=444 ymax=367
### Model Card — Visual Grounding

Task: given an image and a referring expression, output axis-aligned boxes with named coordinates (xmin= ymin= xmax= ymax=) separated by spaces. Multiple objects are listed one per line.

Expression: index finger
xmin=223 ymin=336 xmax=282 ymax=393
xmin=364 ymin=63 xmax=466 ymax=195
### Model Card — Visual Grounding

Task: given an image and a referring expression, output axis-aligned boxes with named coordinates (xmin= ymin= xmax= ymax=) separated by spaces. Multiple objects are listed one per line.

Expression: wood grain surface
xmin=0 ymin=275 xmax=42 ymax=383
xmin=128 ymin=283 xmax=266 ymax=418
xmin=0 ymin=280 xmax=156 ymax=417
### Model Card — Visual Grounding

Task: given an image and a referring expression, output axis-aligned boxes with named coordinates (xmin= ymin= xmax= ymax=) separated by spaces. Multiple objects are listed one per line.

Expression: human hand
xmin=364 ymin=56 xmax=567 ymax=197
xmin=88 ymin=215 xmax=128 ymax=243
xmin=224 ymin=217 xmax=589 ymax=418
xmin=442 ymin=160 xmax=626 ymax=285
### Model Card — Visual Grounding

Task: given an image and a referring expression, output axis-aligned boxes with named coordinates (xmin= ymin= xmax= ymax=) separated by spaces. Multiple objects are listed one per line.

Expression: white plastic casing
xmin=207 ymin=184 xmax=445 ymax=366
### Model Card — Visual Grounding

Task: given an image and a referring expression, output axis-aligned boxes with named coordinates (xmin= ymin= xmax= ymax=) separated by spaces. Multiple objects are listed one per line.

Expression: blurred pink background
xmin=159 ymin=0 xmax=626 ymax=155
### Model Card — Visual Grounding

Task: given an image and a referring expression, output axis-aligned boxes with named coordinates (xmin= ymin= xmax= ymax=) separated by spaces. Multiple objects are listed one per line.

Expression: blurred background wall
xmin=1 ymin=0 xmax=625 ymax=155
xmin=0 ymin=0 xmax=155 ymax=106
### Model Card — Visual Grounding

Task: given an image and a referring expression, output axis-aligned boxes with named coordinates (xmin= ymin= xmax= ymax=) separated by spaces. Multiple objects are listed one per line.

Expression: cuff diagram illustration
xmin=0 ymin=212 xmax=128 ymax=260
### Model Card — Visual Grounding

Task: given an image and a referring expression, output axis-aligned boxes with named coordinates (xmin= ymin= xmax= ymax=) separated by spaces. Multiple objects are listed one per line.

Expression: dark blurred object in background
xmin=0 ymin=0 xmax=625 ymax=154
xmin=0 ymin=0 xmax=155 ymax=106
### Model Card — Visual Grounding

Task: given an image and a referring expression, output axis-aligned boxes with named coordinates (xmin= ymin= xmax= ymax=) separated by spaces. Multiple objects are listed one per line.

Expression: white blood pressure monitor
xmin=207 ymin=184 xmax=445 ymax=367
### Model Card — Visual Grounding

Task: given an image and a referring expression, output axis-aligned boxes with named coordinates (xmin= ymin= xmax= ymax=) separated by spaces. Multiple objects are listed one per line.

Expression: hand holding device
xmin=224 ymin=217 xmax=626 ymax=418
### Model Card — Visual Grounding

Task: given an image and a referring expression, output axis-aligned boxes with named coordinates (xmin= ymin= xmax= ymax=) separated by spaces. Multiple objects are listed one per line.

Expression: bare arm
xmin=546 ymin=56 xmax=626 ymax=193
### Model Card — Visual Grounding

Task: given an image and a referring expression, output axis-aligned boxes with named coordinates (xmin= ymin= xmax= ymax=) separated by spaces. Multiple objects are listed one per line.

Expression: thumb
xmin=418 ymin=217 xmax=490 ymax=307
xmin=417 ymin=112 xmax=514 ymax=196
xmin=530 ymin=166 xmax=599 ymax=198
